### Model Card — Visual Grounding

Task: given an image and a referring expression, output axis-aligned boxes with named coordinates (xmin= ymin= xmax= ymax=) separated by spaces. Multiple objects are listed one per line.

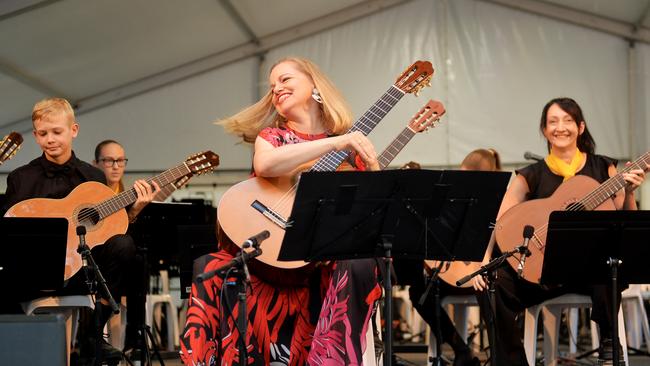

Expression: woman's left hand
xmin=128 ymin=179 xmax=161 ymax=221
xmin=623 ymin=161 xmax=649 ymax=194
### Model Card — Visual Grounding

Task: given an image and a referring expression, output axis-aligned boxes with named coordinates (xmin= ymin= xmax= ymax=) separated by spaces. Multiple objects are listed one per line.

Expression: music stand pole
xmin=608 ymin=257 xmax=622 ymax=366
xmin=380 ymin=237 xmax=393 ymax=366
xmin=136 ymin=244 xmax=164 ymax=366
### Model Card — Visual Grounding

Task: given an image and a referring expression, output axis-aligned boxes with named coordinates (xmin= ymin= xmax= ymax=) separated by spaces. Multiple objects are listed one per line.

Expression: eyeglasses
xmin=99 ymin=158 xmax=128 ymax=167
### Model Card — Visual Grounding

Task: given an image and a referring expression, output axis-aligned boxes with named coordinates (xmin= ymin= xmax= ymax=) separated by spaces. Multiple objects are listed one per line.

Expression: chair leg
xmin=524 ymin=305 xmax=541 ymax=366
xmin=542 ymin=306 xmax=562 ymax=366
xmin=568 ymin=308 xmax=579 ymax=354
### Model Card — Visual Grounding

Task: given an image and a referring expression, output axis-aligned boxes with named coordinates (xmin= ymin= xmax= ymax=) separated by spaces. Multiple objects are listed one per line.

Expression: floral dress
xmin=180 ymin=126 xmax=382 ymax=366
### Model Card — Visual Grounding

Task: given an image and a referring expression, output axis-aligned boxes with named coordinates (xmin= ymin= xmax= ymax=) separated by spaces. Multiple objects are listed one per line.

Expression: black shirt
xmin=516 ymin=153 xmax=616 ymax=200
xmin=2 ymin=152 xmax=106 ymax=215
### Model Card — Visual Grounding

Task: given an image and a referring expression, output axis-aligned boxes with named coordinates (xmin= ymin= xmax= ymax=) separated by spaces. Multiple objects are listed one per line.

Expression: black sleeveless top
xmin=516 ymin=153 xmax=617 ymax=200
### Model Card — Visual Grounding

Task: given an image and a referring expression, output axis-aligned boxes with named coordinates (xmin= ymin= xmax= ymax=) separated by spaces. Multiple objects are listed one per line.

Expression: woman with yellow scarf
xmin=472 ymin=97 xmax=648 ymax=366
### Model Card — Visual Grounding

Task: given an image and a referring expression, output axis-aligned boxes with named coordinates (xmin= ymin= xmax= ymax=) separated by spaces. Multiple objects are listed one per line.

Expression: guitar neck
xmin=94 ymin=163 xmax=192 ymax=219
xmin=310 ymin=85 xmax=405 ymax=172
xmin=578 ymin=152 xmax=650 ymax=210
xmin=377 ymin=126 xmax=417 ymax=170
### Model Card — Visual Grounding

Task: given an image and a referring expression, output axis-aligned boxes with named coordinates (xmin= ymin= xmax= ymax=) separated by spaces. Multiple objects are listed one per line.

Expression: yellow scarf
xmin=544 ymin=149 xmax=585 ymax=181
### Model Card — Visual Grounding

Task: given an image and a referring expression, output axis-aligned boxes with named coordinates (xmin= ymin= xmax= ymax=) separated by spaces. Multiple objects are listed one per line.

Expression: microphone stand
xmin=419 ymin=260 xmax=446 ymax=366
xmin=456 ymin=245 xmax=531 ymax=366
xmin=196 ymin=237 xmax=264 ymax=365
xmin=76 ymin=226 xmax=120 ymax=366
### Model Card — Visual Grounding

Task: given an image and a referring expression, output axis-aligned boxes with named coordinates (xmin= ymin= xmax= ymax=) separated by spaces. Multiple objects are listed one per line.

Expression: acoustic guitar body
xmin=5 ymin=181 xmax=128 ymax=280
xmin=495 ymin=175 xmax=616 ymax=284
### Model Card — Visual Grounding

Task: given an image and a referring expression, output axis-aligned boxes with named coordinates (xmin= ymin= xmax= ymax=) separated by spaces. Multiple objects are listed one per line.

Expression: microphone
xmin=517 ymin=225 xmax=535 ymax=277
xmin=243 ymin=230 xmax=270 ymax=249
xmin=196 ymin=231 xmax=269 ymax=282
xmin=524 ymin=151 xmax=544 ymax=162
xmin=76 ymin=226 xmax=89 ymax=267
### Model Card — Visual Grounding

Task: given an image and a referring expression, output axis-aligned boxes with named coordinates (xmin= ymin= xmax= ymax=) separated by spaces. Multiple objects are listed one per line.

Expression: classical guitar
xmin=0 ymin=132 xmax=24 ymax=165
xmin=377 ymin=99 xmax=445 ymax=170
xmin=496 ymin=152 xmax=650 ymax=284
xmin=218 ymin=61 xmax=434 ymax=270
xmin=5 ymin=151 xmax=219 ymax=280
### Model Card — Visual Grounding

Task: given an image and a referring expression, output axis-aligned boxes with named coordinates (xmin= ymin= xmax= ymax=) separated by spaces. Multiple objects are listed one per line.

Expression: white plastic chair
xmin=21 ymin=295 xmax=94 ymax=366
xmin=146 ymin=270 xmax=180 ymax=351
xmin=621 ymin=284 xmax=650 ymax=352
xmin=523 ymin=293 xmax=628 ymax=366
xmin=427 ymin=295 xmax=479 ymax=359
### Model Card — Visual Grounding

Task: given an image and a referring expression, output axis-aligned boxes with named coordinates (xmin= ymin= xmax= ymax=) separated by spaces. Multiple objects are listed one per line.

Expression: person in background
xmin=2 ymin=98 xmax=158 ymax=364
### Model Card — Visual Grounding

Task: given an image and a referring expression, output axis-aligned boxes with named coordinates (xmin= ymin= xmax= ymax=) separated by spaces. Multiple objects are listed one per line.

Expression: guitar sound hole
xmin=78 ymin=207 xmax=100 ymax=226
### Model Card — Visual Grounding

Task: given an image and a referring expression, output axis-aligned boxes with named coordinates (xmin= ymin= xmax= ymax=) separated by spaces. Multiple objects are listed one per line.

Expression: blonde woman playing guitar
xmin=182 ymin=57 xmax=433 ymax=366
xmin=472 ymin=97 xmax=648 ymax=366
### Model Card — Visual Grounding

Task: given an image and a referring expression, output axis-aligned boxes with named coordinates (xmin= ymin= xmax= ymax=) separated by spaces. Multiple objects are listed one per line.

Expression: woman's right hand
xmin=333 ymin=131 xmax=379 ymax=170
xmin=472 ymin=269 xmax=488 ymax=292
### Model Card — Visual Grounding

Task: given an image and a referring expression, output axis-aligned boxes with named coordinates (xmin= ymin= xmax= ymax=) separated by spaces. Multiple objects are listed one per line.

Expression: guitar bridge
xmin=251 ymin=200 xmax=291 ymax=229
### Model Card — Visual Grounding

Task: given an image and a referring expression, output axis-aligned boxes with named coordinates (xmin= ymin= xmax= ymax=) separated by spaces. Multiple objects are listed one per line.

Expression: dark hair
xmin=94 ymin=139 xmax=121 ymax=161
xmin=461 ymin=148 xmax=501 ymax=171
xmin=539 ymin=97 xmax=596 ymax=154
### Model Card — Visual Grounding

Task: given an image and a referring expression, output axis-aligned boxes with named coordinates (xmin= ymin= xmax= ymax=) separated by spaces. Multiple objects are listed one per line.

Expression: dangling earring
xmin=312 ymin=88 xmax=323 ymax=104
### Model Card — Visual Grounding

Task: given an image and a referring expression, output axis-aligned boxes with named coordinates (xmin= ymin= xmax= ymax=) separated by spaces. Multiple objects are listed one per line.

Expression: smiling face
xmin=268 ymin=61 xmax=317 ymax=119
xmin=32 ymin=111 xmax=78 ymax=164
xmin=542 ymin=103 xmax=585 ymax=152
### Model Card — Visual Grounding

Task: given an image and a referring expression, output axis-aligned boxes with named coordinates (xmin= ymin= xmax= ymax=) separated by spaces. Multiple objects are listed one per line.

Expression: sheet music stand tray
xmin=278 ymin=169 xmax=510 ymax=365
xmin=541 ymin=210 xmax=650 ymax=366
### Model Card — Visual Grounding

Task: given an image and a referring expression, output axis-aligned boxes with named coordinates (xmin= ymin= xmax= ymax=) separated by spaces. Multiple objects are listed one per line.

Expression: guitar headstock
xmin=185 ymin=151 xmax=220 ymax=175
xmin=394 ymin=61 xmax=434 ymax=96
xmin=408 ymin=100 xmax=446 ymax=133
xmin=0 ymin=132 xmax=24 ymax=165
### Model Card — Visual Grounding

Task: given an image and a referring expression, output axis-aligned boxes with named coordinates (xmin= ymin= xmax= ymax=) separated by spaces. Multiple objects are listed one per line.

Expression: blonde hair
xmin=461 ymin=148 xmax=502 ymax=171
xmin=32 ymin=98 xmax=75 ymax=126
xmin=219 ymin=57 xmax=353 ymax=143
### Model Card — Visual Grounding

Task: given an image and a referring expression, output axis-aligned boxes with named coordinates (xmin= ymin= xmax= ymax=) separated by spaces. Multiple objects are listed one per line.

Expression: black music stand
xmin=0 ymin=217 xmax=68 ymax=297
xmin=278 ymin=169 xmax=510 ymax=366
xmin=541 ymin=210 xmax=650 ymax=366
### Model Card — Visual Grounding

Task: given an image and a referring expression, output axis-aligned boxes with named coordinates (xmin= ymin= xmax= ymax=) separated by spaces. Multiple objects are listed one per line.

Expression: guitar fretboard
xmin=577 ymin=152 xmax=650 ymax=210
xmin=94 ymin=163 xmax=191 ymax=219
xmin=377 ymin=127 xmax=417 ymax=170
xmin=310 ymin=85 xmax=405 ymax=172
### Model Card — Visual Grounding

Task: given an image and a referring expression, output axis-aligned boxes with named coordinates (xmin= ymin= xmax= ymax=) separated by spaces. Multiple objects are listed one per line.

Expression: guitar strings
xmin=516 ymin=155 xmax=650 ymax=253
xmin=266 ymin=91 xmax=397 ymax=215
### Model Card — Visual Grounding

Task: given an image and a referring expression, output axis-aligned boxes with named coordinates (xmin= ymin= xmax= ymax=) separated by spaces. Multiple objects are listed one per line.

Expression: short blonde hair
xmin=32 ymin=98 xmax=75 ymax=126
xmin=219 ymin=57 xmax=353 ymax=143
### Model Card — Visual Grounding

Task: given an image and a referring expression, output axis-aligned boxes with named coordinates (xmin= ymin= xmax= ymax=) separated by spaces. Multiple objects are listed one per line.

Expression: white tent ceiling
xmin=1 ymin=0 xmax=649 ymax=134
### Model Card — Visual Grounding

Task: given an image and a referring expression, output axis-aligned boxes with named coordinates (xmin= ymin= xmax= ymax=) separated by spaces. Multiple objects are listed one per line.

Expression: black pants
xmin=394 ymin=259 xmax=474 ymax=348
xmin=61 ymin=234 xmax=138 ymax=302
xmin=478 ymin=266 xmax=623 ymax=366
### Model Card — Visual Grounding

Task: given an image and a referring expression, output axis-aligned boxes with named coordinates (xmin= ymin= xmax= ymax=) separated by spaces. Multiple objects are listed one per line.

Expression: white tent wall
xmin=267 ymin=0 xmax=631 ymax=168
xmin=1 ymin=0 xmax=647 ymax=206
